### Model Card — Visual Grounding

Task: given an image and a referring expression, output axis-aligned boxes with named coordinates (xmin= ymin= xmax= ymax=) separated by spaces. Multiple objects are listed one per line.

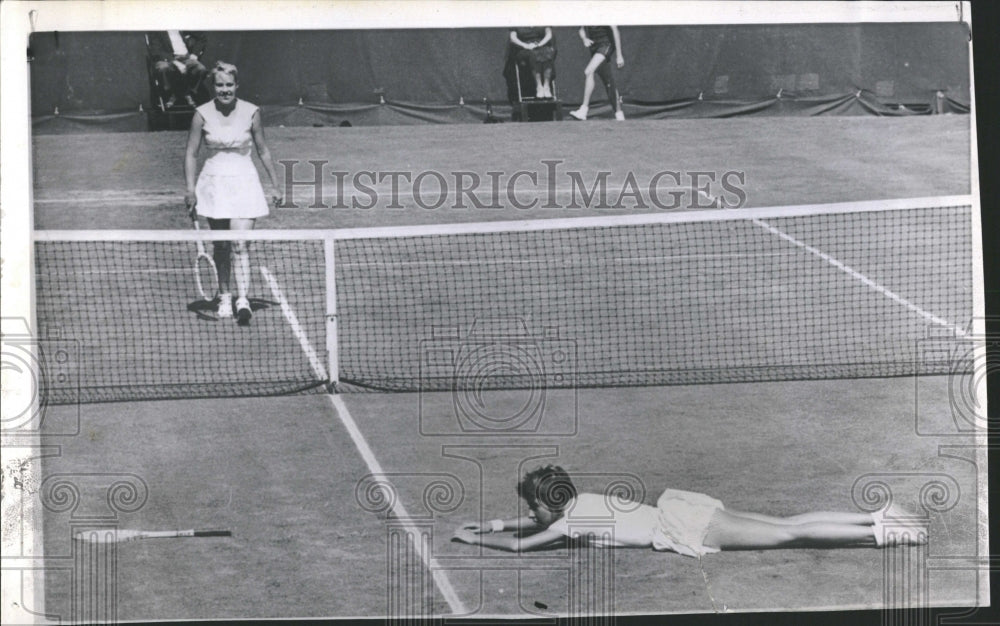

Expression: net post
xmin=325 ymin=234 xmax=338 ymax=390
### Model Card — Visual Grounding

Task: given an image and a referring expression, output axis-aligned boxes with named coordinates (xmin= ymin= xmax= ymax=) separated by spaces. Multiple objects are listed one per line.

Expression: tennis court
xmin=33 ymin=115 xmax=986 ymax=620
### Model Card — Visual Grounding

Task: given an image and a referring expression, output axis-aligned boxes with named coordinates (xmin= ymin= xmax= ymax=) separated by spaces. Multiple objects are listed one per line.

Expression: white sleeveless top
xmin=194 ymin=99 xmax=269 ymax=219
xmin=547 ymin=493 xmax=660 ymax=547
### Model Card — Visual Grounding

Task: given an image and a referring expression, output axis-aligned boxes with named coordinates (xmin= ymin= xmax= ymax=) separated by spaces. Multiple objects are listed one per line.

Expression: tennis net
xmin=33 ymin=196 xmax=975 ymax=403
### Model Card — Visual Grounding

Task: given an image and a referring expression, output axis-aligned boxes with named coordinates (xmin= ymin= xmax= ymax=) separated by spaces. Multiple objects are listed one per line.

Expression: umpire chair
xmin=144 ymin=33 xmax=202 ymax=131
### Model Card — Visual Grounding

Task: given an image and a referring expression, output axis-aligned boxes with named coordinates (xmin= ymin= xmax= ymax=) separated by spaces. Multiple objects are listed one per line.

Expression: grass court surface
xmin=33 ymin=116 xmax=970 ymax=229
xmin=34 ymin=115 xmax=984 ymax=619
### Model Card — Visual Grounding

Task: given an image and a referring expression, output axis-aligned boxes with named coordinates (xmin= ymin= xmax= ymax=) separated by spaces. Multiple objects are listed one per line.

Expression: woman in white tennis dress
xmin=184 ymin=61 xmax=281 ymax=325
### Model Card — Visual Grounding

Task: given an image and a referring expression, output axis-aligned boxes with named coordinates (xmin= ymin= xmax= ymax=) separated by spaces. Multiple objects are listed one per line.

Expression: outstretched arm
xmin=459 ymin=516 xmax=538 ymax=534
xmin=453 ymin=526 xmax=565 ymax=552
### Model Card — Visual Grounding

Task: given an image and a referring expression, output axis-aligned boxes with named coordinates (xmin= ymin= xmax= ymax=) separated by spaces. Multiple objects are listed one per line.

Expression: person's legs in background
xmin=153 ymin=59 xmax=179 ymax=108
xmin=182 ymin=57 xmax=208 ymax=105
xmin=570 ymin=52 xmax=606 ymax=120
xmin=595 ymin=59 xmax=624 ymax=120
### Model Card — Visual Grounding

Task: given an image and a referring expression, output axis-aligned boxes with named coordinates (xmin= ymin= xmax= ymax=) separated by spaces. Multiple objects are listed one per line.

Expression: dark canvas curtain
xmin=29 ymin=23 xmax=970 ymax=129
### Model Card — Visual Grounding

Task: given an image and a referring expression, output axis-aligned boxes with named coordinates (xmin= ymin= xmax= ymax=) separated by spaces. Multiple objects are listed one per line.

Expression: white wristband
xmin=490 ymin=519 xmax=504 ymax=533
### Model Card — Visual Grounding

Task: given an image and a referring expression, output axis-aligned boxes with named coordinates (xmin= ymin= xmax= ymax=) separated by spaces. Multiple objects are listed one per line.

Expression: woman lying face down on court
xmin=451 ymin=465 xmax=926 ymax=555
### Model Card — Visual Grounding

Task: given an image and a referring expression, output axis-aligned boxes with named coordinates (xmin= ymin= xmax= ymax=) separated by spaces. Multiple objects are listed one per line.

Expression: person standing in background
xmin=570 ymin=26 xmax=625 ymax=121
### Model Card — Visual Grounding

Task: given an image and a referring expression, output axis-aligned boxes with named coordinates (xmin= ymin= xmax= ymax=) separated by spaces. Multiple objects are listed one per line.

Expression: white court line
xmin=329 ymin=394 xmax=468 ymax=617
xmin=259 ymin=266 xmax=329 ymax=382
xmin=752 ymin=218 xmax=969 ymax=338
xmin=259 ymin=265 xmax=467 ymax=616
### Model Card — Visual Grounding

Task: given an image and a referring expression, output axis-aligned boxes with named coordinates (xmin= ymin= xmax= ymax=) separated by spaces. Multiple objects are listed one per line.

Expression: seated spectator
xmin=147 ymin=30 xmax=207 ymax=108
xmin=509 ymin=27 xmax=556 ymax=98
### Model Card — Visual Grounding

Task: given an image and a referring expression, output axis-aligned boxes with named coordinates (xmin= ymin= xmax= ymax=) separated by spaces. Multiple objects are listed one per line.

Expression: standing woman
xmin=570 ymin=26 xmax=626 ymax=121
xmin=185 ymin=61 xmax=281 ymax=325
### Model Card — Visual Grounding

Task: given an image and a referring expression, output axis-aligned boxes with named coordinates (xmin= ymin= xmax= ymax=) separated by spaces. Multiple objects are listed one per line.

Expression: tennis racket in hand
xmin=269 ymin=186 xmax=283 ymax=208
xmin=73 ymin=529 xmax=232 ymax=544
xmin=191 ymin=217 xmax=220 ymax=301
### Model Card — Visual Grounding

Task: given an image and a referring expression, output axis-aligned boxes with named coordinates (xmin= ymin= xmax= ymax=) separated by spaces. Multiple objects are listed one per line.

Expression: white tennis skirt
xmin=651 ymin=488 xmax=725 ymax=558
xmin=195 ymin=155 xmax=270 ymax=220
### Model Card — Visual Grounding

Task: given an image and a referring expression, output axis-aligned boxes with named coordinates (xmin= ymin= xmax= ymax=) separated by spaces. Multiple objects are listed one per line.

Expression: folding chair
xmin=145 ymin=33 xmax=168 ymax=113
xmin=144 ymin=33 xmax=196 ymax=131
xmin=514 ymin=63 xmax=563 ymax=122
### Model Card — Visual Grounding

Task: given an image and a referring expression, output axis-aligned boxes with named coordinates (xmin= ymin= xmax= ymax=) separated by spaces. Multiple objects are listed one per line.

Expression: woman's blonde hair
xmin=212 ymin=61 xmax=239 ymax=83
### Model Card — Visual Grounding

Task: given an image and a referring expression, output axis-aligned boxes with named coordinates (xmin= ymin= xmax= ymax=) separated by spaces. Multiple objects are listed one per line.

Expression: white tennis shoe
xmin=569 ymin=107 xmax=588 ymax=121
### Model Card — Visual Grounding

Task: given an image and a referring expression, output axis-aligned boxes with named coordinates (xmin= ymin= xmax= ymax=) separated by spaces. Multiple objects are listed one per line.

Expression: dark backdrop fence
xmin=29 ymin=23 xmax=969 ymax=132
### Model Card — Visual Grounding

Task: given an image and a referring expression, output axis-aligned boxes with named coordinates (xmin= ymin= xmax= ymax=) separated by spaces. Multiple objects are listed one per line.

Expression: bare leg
xmin=726 ymin=509 xmax=875 ymax=526
xmin=595 ymin=60 xmax=621 ymax=113
xmin=570 ymin=54 xmax=605 ymax=119
xmin=580 ymin=52 xmax=605 ymax=109
xmin=229 ymin=218 xmax=255 ymax=299
xmin=213 ymin=242 xmax=232 ymax=293
xmin=531 ymin=71 xmax=544 ymax=97
xmin=207 ymin=218 xmax=232 ymax=293
xmin=232 ymin=242 xmax=251 ymax=298
xmin=703 ymin=509 xmax=877 ymax=550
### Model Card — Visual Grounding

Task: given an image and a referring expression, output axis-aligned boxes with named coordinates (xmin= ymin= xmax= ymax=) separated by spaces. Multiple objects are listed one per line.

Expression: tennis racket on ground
xmin=191 ymin=217 xmax=219 ymax=301
xmin=73 ymin=529 xmax=232 ymax=544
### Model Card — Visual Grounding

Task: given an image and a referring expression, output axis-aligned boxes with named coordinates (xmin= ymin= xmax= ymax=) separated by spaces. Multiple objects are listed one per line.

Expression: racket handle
xmin=192 ymin=529 xmax=232 ymax=537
